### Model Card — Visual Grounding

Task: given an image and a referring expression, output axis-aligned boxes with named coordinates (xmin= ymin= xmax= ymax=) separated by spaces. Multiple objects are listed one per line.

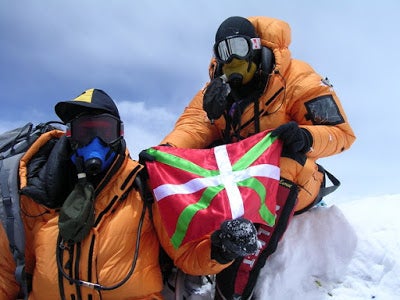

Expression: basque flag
xmin=145 ymin=130 xmax=282 ymax=249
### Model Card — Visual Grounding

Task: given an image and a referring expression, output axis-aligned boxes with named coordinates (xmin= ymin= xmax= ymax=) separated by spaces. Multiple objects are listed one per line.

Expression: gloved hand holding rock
xmin=211 ymin=218 xmax=259 ymax=264
xmin=270 ymin=121 xmax=313 ymax=153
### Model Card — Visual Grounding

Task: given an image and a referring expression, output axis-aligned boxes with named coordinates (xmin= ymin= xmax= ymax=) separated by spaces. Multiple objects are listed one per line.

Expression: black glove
xmin=138 ymin=149 xmax=155 ymax=180
xmin=138 ymin=145 xmax=172 ymax=179
xmin=211 ymin=218 xmax=258 ymax=264
xmin=203 ymin=77 xmax=231 ymax=121
xmin=270 ymin=121 xmax=313 ymax=153
xmin=139 ymin=149 xmax=155 ymax=164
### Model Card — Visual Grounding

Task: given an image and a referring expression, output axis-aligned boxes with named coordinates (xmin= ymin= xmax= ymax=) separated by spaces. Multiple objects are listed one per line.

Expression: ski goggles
xmin=66 ymin=113 xmax=123 ymax=146
xmin=214 ymin=36 xmax=261 ymax=64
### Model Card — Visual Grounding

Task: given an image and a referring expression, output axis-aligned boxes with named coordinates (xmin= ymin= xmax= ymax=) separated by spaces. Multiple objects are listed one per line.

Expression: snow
xmin=163 ymin=194 xmax=400 ymax=299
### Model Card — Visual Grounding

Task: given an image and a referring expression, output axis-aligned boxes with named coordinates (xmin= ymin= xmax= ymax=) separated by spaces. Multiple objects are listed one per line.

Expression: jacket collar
xmin=248 ymin=16 xmax=292 ymax=77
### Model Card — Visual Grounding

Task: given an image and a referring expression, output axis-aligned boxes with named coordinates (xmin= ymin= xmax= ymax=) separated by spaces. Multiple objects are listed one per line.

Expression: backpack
xmin=0 ymin=121 xmax=62 ymax=298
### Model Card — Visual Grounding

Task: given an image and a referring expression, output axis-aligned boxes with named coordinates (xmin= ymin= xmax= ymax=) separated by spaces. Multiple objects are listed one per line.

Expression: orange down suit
xmin=161 ymin=16 xmax=356 ymax=212
xmin=19 ymin=130 xmax=162 ymax=300
xmin=10 ymin=130 xmax=228 ymax=300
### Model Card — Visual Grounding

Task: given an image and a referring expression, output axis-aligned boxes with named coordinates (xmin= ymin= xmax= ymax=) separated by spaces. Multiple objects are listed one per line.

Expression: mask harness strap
xmin=56 ymin=158 xmax=146 ymax=295
xmin=222 ymin=81 xmax=263 ymax=143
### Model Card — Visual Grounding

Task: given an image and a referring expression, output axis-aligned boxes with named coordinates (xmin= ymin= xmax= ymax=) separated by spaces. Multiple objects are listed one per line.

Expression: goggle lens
xmin=214 ymin=36 xmax=261 ymax=63
xmin=67 ymin=114 xmax=122 ymax=146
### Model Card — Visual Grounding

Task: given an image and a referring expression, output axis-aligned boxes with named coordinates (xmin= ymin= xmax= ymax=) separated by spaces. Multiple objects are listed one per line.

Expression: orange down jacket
xmin=161 ymin=16 xmax=356 ymax=211
xmin=19 ymin=130 xmax=163 ymax=300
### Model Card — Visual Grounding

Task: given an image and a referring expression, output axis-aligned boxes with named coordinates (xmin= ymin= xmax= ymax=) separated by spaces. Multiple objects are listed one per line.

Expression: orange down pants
xmin=279 ymin=156 xmax=324 ymax=212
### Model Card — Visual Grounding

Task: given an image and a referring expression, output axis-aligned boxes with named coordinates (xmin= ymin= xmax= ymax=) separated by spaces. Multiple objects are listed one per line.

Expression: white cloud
xmin=2 ymin=0 xmax=400 ymax=198
xmin=116 ymin=100 xmax=179 ymax=157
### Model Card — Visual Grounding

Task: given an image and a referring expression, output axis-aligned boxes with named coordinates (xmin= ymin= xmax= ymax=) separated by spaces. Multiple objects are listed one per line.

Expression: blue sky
xmin=1 ymin=0 xmax=399 ymax=201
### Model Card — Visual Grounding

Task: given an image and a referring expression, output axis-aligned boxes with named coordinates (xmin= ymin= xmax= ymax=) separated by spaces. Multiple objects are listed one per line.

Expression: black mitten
xmin=270 ymin=121 xmax=313 ymax=153
xmin=21 ymin=135 xmax=75 ymax=208
xmin=211 ymin=218 xmax=258 ymax=264
xmin=203 ymin=77 xmax=231 ymax=121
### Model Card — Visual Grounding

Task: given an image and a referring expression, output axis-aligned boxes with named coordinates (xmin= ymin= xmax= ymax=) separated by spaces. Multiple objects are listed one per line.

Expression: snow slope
xmin=254 ymin=204 xmax=357 ymax=299
xmin=164 ymin=195 xmax=400 ymax=299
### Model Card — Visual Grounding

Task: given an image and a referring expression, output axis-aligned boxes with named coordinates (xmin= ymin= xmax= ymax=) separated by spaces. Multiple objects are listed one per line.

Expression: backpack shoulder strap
xmin=0 ymin=152 xmax=28 ymax=298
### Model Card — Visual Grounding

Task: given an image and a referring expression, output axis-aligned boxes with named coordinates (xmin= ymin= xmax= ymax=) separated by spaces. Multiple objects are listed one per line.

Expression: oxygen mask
xmin=66 ymin=113 xmax=123 ymax=176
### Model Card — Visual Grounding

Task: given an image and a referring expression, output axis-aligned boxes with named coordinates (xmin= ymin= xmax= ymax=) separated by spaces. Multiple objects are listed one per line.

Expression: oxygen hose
xmin=56 ymin=194 xmax=147 ymax=292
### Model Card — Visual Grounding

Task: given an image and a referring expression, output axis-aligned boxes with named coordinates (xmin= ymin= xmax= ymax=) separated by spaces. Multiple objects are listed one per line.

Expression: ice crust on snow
xmin=254 ymin=205 xmax=357 ymax=299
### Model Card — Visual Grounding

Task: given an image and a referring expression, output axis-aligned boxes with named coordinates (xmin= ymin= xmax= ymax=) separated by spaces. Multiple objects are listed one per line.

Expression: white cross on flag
xmin=145 ymin=130 xmax=282 ymax=249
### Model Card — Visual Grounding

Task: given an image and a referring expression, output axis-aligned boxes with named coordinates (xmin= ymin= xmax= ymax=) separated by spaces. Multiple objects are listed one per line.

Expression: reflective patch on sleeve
xmin=304 ymin=95 xmax=344 ymax=125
